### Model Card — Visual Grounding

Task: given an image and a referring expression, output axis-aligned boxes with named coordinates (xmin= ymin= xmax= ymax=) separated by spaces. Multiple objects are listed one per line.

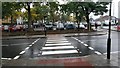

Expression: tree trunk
xmin=27 ymin=2 xmax=33 ymax=32
xmin=11 ymin=15 xmax=13 ymax=26
xmin=86 ymin=14 xmax=91 ymax=31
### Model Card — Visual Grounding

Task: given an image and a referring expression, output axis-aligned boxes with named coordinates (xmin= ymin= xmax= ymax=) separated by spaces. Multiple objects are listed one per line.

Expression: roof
xmin=95 ymin=15 xmax=117 ymax=21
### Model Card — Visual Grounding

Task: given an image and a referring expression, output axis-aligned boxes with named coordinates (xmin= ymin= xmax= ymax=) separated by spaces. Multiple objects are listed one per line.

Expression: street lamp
xmin=107 ymin=0 xmax=112 ymax=59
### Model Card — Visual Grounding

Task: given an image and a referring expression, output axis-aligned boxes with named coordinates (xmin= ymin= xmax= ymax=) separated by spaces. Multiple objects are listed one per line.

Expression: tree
xmin=2 ymin=2 xmax=23 ymax=25
xmin=79 ymin=2 xmax=109 ymax=31
xmin=62 ymin=2 xmax=109 ymax=30
xmin=34 ymin=3 xmax=50 ymax=23
xmin=48 ymin=2 xmax=59 ymax=24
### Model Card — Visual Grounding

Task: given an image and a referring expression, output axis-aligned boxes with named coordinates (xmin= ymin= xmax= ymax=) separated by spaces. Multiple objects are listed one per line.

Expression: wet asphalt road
xmin=66 ymin=31 xmax=119 ymax=55
xmin=2 ymin=31 xmax=119 ymax=59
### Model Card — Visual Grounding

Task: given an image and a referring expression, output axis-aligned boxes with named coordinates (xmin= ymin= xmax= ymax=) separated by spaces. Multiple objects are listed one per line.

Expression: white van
xmin=57 ymin=22 xmax=64 ymax=30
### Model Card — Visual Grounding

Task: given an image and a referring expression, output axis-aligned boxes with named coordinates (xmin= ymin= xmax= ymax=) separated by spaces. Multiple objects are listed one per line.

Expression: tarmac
xmin=1 ymin=30 xmax=120 ymax=68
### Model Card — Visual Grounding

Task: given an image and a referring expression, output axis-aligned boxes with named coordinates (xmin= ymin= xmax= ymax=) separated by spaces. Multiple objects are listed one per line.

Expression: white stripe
xmin=103 ymin=51 xmax=120 ymax=54
xmin=47 ymin=39 xmax=67 ymax=42
xmin=95 ymin=51 xmax=102 ymax=55
xmin=72 ymin=37 xmax=83 ymax=44
xmin=25 ymin=47 xmax=30 ymax=50
xmin=81 ymin=42 xmax=84 ymax=44
xmin=42 ymin=46 xmax=75 ymax=50
xmin=88 ymin=47 xmax=94 ymax=50
xmin=47 ymin=39 xmax=67 ymax=40
xmin=72 ymin=37 xmax=89 ymax=47
xmin=2 ymin=58 xmax=12 ymax=60
xmin=45 ymin=43 xmax=71 ymax=46
xmin=46 ymin=41 xmax=69 ymax=43
xmin=84 ymin=44 xmax=88 ymax=47
xmin=42 ymin=50 xmax=78 ymax=55
xmin=32 ymin=38 xmax=40 ymax=45
xmin=2 ymin=45 xmax=8 ymax=46
xmin=29 ymin=45 xmax=32 ymax=47
xmin=19 ymin=51 xmax=25 ymax=54
xmin=14 ymin=55 xmax=20 ymax=59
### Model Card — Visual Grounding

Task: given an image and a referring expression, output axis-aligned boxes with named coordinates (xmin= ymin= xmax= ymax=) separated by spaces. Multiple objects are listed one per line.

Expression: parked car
xmin=8 ymin=25 xmax=17 ymax=32
xmin=117 ymin=25 xmax=120 ymax=31
xmin=23 ymin=24 xmax=28 ymax=31
xmin=16 ymin=25 xmax=23 ymax=31
xmin=75 ymin=23 xmax=86 ymax=29
xmin=81 ymin=22 xmax=87 ymax=27
xmin=44 ymin=24 xmax=53 ymax=30
xmin=0 ymin=25 xmax=4 ymax=31
xmin=56 ymin=22 xmax=64 ymax=30
xmin=4 ymin=25 xmax=9 ymax=32
xmin=65 ymin=24 xmax=76 ymax=29
xmin=96 ymin=21 xmax=101 ymax=26
xmin=103 ymin=22 xmax=116 ymax=26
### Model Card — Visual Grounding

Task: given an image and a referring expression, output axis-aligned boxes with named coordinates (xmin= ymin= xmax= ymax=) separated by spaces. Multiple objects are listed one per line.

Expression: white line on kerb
xmin=2 ymin=58 xmax=12 ymax=60
xmin=25 ymin=47 xmax=30 ymax=50
xmin=95 ymin=51 xmax=102 ymax=55
xmin=72 ymin=37 xmax=102 ymax=55
xmin=72 ymin=37 xmax=89 ymax=47
xmin=84 ymin=44 xmax=88 ymax=47
xmin=88 ymin=47 xmax=94 ymax=50
xmin=19 ymin=51 xmax=25 ymax=54
xmin=13 ymin=55 xmax=20 ymax=59
xmin=29 ymin=45 xmax=32 ymax=47
xmin=103 ymin=51 xmax=120 ymax=54
xmin=32 ymin=38 xmax=40 ymax=45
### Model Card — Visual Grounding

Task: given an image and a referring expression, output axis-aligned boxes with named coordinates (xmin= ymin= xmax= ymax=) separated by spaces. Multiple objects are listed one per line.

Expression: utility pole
xmin=107 ymin=0 xmax=112 ymax=59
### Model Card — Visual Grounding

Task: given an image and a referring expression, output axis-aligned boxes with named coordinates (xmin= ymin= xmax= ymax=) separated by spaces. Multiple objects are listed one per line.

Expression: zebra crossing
xmin=40 ymin=35 xmax=79 ymax=58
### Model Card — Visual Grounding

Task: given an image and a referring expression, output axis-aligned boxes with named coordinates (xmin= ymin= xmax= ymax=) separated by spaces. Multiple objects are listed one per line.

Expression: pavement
xmin=1 ymin=52 xmax=119 ymax=68
xmin=1 ymin=29 xmax=119 ymax=68
xmin=2 ymin=31 xmax=107 ymax=39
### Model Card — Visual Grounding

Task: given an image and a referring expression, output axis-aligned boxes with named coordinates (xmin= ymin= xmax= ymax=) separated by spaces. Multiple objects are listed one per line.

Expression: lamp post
xmin=107 ymin=0 xmax=112 ymax=59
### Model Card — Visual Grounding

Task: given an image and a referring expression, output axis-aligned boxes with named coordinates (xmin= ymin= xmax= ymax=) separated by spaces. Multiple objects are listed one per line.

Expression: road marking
xmin=2 ymin=45 xmax=8 ymax=46
xmin=19 ymin=51 xmax=25 ymax=54
xmin=47 ymin=39 xmax=67 ymax=42
xmin=81 ymin=42 xmax=84 ymax=44
xmin=79 ymin=52 xmax=82 ymax=53
xmin=42 ymin=46 xmax=75 ymax=50
xmin=42 ymin=50 xmax=78 ymax=55
xmin=13 ymin=55 xmax=20 ymax=59
xmin=95 ymin=51 xmax=102 ymax=55
xmin=2 ymin=58 xmax=12 ymax=60
xmin=72 ymin=37 xmax=103 ymax=55
xmin=46 ymin=41 xmax=69 ymax=43
xmin=84 ymin=44 xmax=89 ymax=47
xmin=25 ymin=47 xmax=30 ymax=50
xmin=103 ymin=51 xmax=120 ymax=54
xmin=45 ymin=43 xmax=71 ymax=46
xmin=88 ymin=47 xmax=94 ymax=50
xmin=13 ymin=38 xmax=40 ymax=60
xmin=72 ymin=37 xmax=84 ymax=44
xmin=47 ymin=38 xmax=67 ymax=40
xmin=32 ymin=38 xmax=40 ymax=45
xmin=29 ymin=45 xmax=32 ymax=47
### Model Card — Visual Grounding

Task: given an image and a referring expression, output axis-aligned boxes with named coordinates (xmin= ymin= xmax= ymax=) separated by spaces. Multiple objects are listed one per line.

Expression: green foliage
xmin=2 ymin=2 xmax=24 ymax=19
